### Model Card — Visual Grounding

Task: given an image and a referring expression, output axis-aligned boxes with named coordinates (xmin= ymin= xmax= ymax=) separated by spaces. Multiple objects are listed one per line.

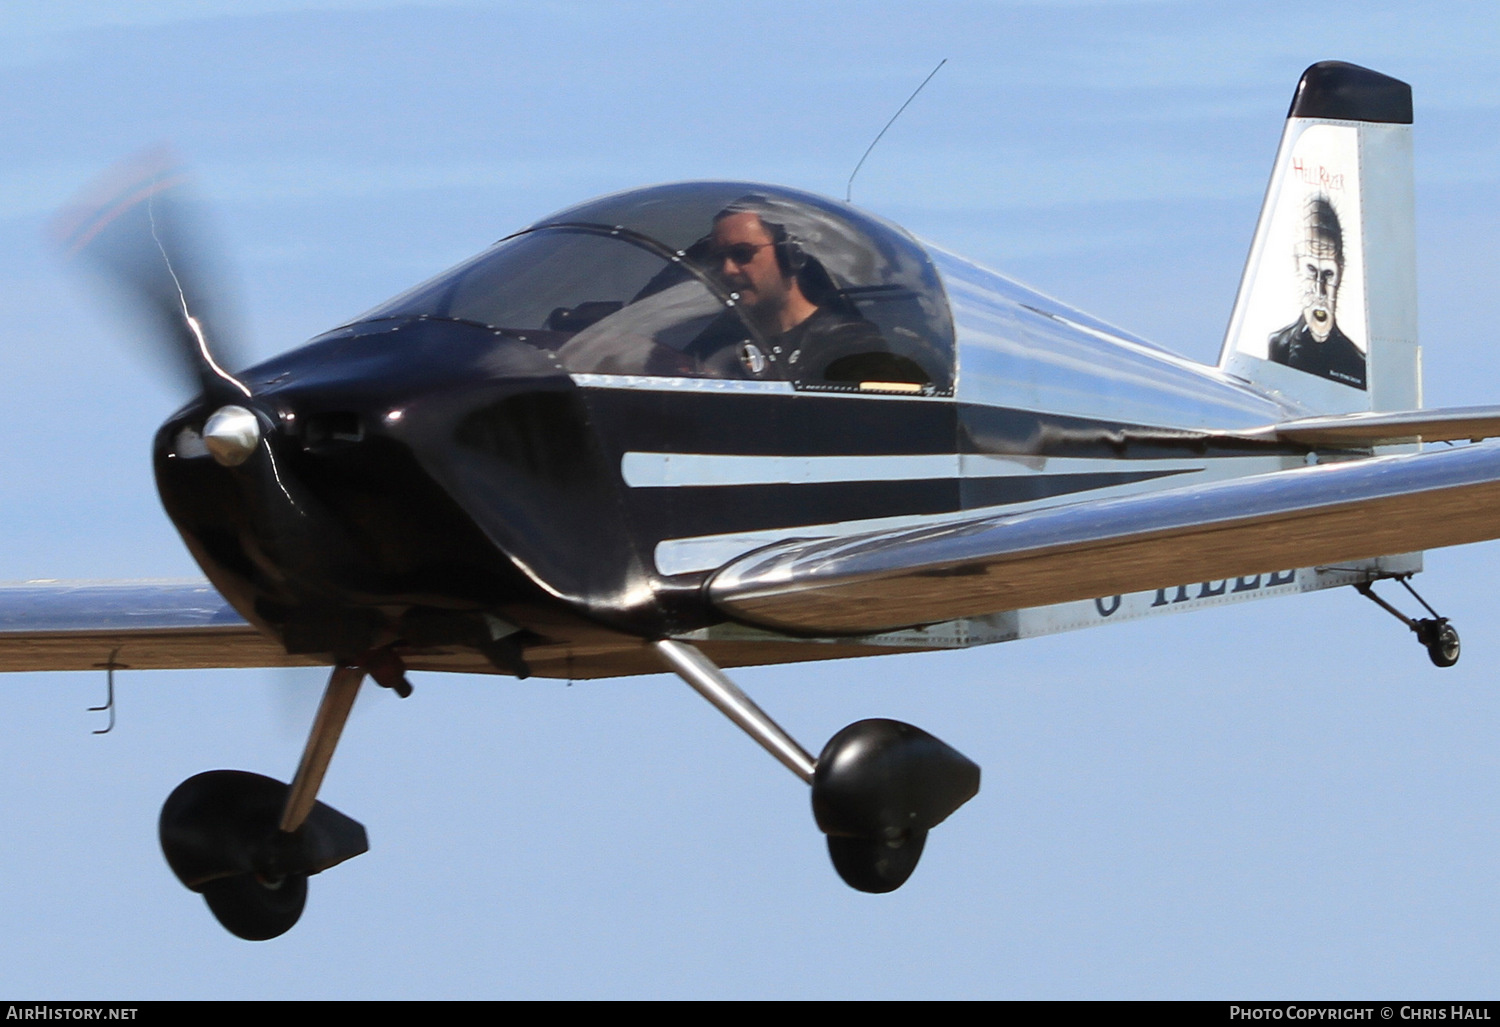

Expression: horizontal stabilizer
xmin=1248 ymin=406 xmax=1500 ymax=446
xmin=709 ymin=442 xmax=1500 ymax=636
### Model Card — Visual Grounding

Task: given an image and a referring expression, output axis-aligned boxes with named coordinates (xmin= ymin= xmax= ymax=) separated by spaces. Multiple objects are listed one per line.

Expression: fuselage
xmin=152 ymin=181 xmax=1317 ymax=671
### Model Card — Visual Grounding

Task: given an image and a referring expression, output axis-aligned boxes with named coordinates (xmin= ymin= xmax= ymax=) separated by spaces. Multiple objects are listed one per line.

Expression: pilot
xmin=699 ymin=198 xmax=928 ymax=386
xmin=1267 ymin=195 xmax=1366 ymax=390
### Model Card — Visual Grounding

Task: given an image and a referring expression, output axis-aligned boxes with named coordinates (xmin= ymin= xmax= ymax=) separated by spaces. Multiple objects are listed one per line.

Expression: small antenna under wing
xmin=846 ymin=58 xmax=947 ymax=204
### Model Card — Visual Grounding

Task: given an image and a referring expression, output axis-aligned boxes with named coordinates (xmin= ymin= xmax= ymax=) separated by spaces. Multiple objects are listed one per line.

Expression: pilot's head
xmin=1296 ymin=195 xmax=1344 ymax=342
xmin=707 ymin=200 xmax=812 ymax=333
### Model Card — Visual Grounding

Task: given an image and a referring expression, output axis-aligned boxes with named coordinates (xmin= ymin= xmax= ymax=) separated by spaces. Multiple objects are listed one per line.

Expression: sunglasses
xmin=704 ymin=242 xmax=773 ymax=266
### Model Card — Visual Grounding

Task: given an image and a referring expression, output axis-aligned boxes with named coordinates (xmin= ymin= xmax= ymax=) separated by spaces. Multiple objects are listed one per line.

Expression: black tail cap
xmin=1289 ymin=61 xmax=1412 ymax=124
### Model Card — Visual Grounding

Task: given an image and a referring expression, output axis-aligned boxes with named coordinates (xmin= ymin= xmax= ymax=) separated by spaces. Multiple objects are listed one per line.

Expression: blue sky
xmin=0 ymin=0 xmax=1498 ymax=999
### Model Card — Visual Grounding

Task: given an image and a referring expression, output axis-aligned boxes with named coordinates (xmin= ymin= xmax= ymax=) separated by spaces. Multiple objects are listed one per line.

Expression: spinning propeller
xmin=56 ymin=150 xmax=264 ymax=469
xmin=56 ymin=151 xmax=353 ymax=596
xmin=55 ymin=149 xmax=250 ymax=408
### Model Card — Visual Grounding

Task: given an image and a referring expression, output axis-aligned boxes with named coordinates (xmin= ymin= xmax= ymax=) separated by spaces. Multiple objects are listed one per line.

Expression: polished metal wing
xmin=0 ymin=580 xmax=303 ymax=671
xmin=708 ymin=441 xmax=1500 ymax=636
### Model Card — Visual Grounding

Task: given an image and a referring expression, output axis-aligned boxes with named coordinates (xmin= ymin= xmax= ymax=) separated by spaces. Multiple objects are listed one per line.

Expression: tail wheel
xmin=1426 ymin=622 xmax=1460 ymax=668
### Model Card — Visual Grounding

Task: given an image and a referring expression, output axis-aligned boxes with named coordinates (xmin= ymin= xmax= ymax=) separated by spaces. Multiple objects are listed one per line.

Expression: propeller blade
xmin=54 ymin=148 xmax=249 ymax=401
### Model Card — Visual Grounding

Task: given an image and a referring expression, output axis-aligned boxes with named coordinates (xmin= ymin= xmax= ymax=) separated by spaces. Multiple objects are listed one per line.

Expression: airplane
xmin=7 ymin=59 xmax=1499 ymax=941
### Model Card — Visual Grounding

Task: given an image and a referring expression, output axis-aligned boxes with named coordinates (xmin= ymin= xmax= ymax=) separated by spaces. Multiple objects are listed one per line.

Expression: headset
xmin=717 ymin=194 xmax=807 ymax=277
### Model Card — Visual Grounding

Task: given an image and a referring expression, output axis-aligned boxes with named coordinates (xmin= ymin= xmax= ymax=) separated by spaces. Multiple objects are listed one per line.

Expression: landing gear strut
xmin=1356 ymin=575 xmax=1461 ymax=668
xmin=654 ymin=640 xmax=980 ymax=893
xmin=159 ymin=656 xmax=401 ymax=939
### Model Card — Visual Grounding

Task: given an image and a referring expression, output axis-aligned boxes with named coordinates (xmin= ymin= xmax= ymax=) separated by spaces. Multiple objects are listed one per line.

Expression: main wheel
xmin=826 ymin=828 xmax=928 ymax=894
xmin=1427 ymin=622 xmax=1460 ymax=668
xmin=200 ymin=872 xmax=308 ymax=941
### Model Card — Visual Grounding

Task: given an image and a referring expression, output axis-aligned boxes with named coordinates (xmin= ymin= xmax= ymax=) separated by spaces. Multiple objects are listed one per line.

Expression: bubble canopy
xmin=358 ymin=182 xmax=955 ymax=392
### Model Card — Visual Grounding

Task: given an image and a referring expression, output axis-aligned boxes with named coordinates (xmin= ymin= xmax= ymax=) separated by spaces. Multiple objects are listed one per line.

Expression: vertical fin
xmin=1220 ymin=62 xmax=1417 ymax=416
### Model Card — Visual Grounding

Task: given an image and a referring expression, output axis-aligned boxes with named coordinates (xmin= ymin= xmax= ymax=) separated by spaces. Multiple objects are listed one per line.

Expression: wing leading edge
xmin=708 ymin=441 xmax=1500 ymax=636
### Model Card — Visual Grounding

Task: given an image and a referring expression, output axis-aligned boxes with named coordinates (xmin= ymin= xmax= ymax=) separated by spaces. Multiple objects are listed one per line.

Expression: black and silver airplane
xmin=8 ymin=61 xmax=1500 ymax=940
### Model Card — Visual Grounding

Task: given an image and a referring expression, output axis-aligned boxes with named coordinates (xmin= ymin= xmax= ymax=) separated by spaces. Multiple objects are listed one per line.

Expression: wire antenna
xmin=846 ymin=58 xmax=947 ymax=204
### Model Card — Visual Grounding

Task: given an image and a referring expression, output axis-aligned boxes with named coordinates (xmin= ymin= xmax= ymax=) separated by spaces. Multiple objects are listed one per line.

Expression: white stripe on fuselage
xmin=624 ymin=451 xmax=1220 ymax=488
xmin=643 ymin=453 xmax=1293 ymax=574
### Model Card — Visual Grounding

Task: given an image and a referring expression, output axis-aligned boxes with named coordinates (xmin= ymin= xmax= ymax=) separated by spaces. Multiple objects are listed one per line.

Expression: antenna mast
xmin=846 ymin=58 xmax=947 ymax=205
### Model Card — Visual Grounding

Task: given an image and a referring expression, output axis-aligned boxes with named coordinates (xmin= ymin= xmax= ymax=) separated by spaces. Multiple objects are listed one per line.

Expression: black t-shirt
xmin=685 ymin=303 xmax=938 ymax=386
xmin=697 ymin=307 xmax=931 ymax=386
